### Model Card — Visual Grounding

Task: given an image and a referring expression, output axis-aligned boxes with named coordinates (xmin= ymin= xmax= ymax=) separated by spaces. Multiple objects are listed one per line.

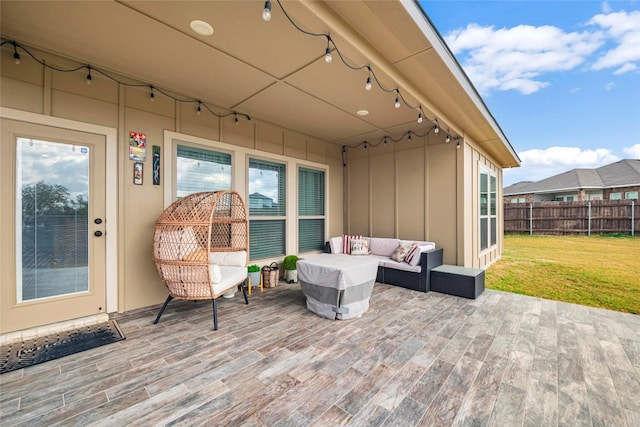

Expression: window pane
xmin=176 ymin=145 xmax=231 ymax=198
xmin=490 ymin=192 xmax=496 ymax=216
xmin=18 ymin=139 xmax=89 ymax=300
xmin=299 ymin=168 xmax=325 ymax=216
xmin=490 ymin=175 xmax=496 ymax=192
xmin=610 ymin=193 xmax=622 ymax=200
xmin=249 ymin=220 xmax=285 ymax=259
xmin=491 ymin=218 xmax=497 ymax=246
xmin=299 ymin=219 xmax=325 ymax=253
xmin=480 ymin=173 xmax=488 ymax=192
xmin=249 ymin=159 xmax=286 ymax=216
xmin=626 ymin=191 xmax=638 ymax=200
xmin=480 ymin=218 xmax=488 ymax=250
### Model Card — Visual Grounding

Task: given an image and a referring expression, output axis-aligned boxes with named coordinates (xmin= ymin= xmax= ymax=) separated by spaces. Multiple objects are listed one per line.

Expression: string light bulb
xmin=364 ymin=141 xmax=368 ymax=150
xmin=262 ymin=0 xmax=272 ymax=22
xmin=324 ymin=37 xmax=332 ymax=63
xmin=12 ymin=43 xmax=20 ymax=64
xmin=394 ymin=90 xmax=401 ymax=109
xmin=417 ymin=111 xmax=423 ymax=124
xmin=197 ymin=102 xmax=201 ymax=115
xmin=234 ymin=113 xmax=239 ymax=125
xmin=365 ymin=67 xmax=372 ymax=91
xmin=383 ymin=136 xmax=387 ymax=145
xmin=446 ymin=132 xmax=451 ymax=143
xmin=86 ymin=66 xmax=92 ymax=85
xmin=149 ymin=86 xmax=155 ymax=102
xmin=456 ymin=139 xmax=461 ymax=149
xmin=433 ymin=119 xmax=439 ymax=134
xmin=407 ymin=132 xmax=411 ymax=142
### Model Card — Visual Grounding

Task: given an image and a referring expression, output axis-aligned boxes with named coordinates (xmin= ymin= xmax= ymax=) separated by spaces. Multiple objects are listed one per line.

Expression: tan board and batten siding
xmin=0 ymin=47 xmax=343 ymax=313
xmin=346 ymin=133 xmax=503 ymax=269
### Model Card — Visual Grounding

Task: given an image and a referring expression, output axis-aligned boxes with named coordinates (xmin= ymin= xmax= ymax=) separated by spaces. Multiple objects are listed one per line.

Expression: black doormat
xmin=0 ymin=320 xmax=125 ymax=374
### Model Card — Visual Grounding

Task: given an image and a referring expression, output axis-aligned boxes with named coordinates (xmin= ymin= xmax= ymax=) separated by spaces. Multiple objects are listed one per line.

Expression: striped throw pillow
xmin=343 ymin=234 xmax=362 ymax=254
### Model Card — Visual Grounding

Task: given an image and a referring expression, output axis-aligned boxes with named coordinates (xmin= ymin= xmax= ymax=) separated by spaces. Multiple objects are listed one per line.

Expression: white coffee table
xmin=297 ymin=254 xmax=379 ymax=320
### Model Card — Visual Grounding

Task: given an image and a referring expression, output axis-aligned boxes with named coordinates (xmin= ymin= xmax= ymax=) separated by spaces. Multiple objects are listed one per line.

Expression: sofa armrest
xmin=419 ymin=247 xmax=444 ymax=291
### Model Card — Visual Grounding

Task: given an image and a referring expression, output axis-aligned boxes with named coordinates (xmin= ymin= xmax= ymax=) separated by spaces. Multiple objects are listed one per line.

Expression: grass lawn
xmin=486 ymin=234 xmax=640 ymax=314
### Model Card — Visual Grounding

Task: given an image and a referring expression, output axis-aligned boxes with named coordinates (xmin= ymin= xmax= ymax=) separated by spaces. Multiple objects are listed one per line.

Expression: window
xmin=248 ymin=158 xmax=286 ymax=260
xmin=610 ymin=192 xmax=622 ymax=200
xmin=480 ymin=169 xmax=497 ymax=251
xmin=625 ymin=191 xmax=638 ymax=200
xmin=519 ymin=197 xmax=525 ymax=203
xmin=566 ymin=196 xmax=575 ymax=202
xmin=298 ymin=167 xmax=325 ymax=253
xmin=510 ymin=198 xmax=518 ymax=204
xmin=176 ymin=144 xmax=231 ymax=198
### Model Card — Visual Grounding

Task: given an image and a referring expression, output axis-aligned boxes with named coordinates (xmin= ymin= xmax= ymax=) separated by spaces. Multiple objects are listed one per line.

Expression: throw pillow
xmin=390 ymin=243 xmax=412 ymax=262
xmin=210 ymin=264 xmax=222 ymax=283
xmin=183 ymin=247 xmax=208 ymax=261
xmin=350 ymin=239 xmax=369 ymax=255
xmin=343 ymin=234 xmax=362 ymax=254
xmin=404 ymin=243 xmax=419 ymax=264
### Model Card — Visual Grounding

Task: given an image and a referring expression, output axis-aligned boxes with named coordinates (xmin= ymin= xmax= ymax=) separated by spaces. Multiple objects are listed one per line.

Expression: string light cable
xmin=1 ymin=39 xmax=251 ymax=122
xmin=347 ymin=122 xmax=460 ymax=151
xmin=266 ymin=0 xmax=436 ymax=125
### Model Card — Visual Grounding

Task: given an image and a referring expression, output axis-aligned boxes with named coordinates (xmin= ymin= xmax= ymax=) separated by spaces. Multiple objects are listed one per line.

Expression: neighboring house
xmin=504 ymin=159 xmax=640 ymax=203
xmin=249 ymin=192 xmax=276 ymax=210
xmin=0 ymin=1 xmax=519 ymax=335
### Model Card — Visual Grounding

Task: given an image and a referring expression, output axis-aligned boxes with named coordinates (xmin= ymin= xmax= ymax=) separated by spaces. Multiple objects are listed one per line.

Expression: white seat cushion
xmin=209 ymin=250 xmax=247 ymax=267
xmin=211 ymin=265 xmax=247 ymax=295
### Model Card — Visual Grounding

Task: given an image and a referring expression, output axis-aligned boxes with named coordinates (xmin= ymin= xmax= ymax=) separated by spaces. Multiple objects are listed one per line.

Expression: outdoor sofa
xmin=326 ymin=236 xmax=444 ymax=293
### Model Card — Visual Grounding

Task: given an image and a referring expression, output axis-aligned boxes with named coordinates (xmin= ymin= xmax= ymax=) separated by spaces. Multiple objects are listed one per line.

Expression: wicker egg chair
xmin=152 ymin=190 xmax=249 ymax=330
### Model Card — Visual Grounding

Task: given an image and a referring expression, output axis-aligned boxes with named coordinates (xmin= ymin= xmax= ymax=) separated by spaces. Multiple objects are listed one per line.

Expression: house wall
xmin=0 ymin=47 xmax=343 ymax=313
xmin=345 ymin=133 xmax=504 ymax=268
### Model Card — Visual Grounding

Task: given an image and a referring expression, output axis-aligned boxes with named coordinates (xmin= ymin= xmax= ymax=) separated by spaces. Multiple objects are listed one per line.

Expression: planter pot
xmin=285 ymin=269 xmax=298 ymax=284
xmin=248 ymin=271 xmax=261 ymax=287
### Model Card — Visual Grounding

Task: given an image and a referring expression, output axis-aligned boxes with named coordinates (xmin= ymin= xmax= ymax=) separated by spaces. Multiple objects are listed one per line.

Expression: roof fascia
xmin=402 ymin=0 xmax=521 ymax=166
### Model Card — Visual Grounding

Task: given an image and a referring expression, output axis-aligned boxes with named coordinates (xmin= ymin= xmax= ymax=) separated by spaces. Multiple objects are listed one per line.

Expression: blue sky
xmin=421 ymin=1 xmax=640 ymax=186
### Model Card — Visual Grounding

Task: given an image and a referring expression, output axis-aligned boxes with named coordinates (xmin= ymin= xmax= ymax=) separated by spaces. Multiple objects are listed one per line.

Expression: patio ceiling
xmin=0 ymin=0 xmax=519 ymax=167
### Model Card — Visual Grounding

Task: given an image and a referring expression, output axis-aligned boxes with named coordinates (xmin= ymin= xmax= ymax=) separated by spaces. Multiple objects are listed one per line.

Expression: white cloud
xmin=604 ymin=82 xmax=616 ymax=90
xmin=602 ymin=2 xmax=612 ymax=13
xmin=445 ymin=24 xmax=603 ymax=95
xmin=570 ymin=87 xmax=580 ymax=94
xmin=623 ymin=144 xmax=640 ymax=158
xmin=589 ymin=10 xmax=640 ymax=72
xmin=504 ymin=146 xmax=620 ymax=186
xmin=612 ymin=63 xmax=638 ymax=74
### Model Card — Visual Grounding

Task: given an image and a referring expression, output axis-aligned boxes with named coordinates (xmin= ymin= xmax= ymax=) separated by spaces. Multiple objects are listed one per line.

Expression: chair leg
xmin=241 ymin=281 xmax=249 ymax=305
xmin=212 ymin=298 xmax=218 ymax=331
xmin=153 ymin=295 xmax=173 ymax=324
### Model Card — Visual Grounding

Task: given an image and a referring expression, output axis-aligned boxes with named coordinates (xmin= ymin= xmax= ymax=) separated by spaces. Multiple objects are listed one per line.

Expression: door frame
xmin=1 ymin=107 xmax=118 ymax=314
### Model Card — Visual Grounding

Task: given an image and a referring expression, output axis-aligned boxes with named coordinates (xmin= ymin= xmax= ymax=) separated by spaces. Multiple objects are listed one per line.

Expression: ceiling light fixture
xmin=262 ymin=1 xmax=272 ymax=22
xmin=357 ymin=110 xmax=369 ymax=116
xmin=190 ymin=20 xmax=214 ymax=36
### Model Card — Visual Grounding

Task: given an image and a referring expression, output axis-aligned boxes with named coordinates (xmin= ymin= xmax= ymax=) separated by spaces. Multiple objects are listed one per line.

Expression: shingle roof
xmin=504 ymin=159 xmax=640 ymax=195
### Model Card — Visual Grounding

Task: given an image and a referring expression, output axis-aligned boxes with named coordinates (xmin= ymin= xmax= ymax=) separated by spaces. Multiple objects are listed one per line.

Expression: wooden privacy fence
xmin=504 ymin=200 xmax=639 ymax=236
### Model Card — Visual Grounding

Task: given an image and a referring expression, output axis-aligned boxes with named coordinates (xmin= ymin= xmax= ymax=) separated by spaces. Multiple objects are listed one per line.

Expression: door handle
xmin=94 ymin=231 xmax=103 ymax=237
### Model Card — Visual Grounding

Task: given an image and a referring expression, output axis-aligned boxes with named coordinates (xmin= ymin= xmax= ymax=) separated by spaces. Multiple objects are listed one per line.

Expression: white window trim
xmin=479 ymin=165 xmax=497 ymax=254
xmin=163 ymin=130 xmax=329 ymax=261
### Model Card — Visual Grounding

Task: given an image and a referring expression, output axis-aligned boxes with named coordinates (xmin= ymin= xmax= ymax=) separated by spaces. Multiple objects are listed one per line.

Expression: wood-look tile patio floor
xmin=1 ymin=283 xmax=639 ymax=426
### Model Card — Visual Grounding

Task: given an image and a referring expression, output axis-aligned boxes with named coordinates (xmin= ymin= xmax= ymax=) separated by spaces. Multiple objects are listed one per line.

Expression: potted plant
xmin=247 ymin=264 xmax=261 ymax=287
xmin=283 ymin=255 xmax=299 ymax=283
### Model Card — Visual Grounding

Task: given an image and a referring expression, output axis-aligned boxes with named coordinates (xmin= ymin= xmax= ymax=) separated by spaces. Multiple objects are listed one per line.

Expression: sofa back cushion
xmin=370 ymin=238 xmax=401 ymax=257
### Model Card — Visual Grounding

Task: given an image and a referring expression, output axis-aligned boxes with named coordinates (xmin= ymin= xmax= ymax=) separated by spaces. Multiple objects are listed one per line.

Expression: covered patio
xmin=2 ymin=285 xmax=639 ymax=426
